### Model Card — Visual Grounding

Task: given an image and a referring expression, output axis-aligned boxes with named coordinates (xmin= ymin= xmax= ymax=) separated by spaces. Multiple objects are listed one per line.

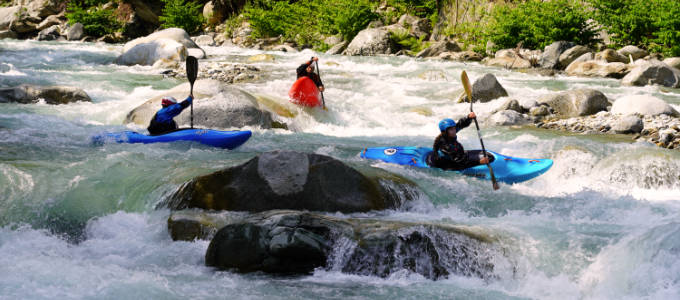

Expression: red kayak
xmin=289 ymin=76 xmax=322 ymax=107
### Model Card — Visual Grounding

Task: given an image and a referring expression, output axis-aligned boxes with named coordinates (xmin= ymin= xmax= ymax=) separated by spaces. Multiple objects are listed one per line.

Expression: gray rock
xmin=530 ymin=105 xmax=551 ymax=117
xmin=595 ymin=49 xmax=629 ymax=63
xmin=36 ymin=14 xmax=63 ymax=31
xmin=565 ymin=61 xmax=630 ymax=79
xmin=0 ymin=6 xmax=20 ymax=31
xmin=343 ymin=28 xmax=396 ymax=56
xmin=438 ymin=51 xmax=483 ymax=62
xmin=0 ymin=29 xmax=18 ymax=39
xmin=416 ymin=40 xmax=461 ymax=58
xmin=622 ymin=60 xmax=680 ymax=88
xmin=15 ymin=0 xmax=60 ymax=18
xmin=468 ymin=73 xmax=509 ymax=103
xmin=36 ymin=25 xmax=60 ymax=41
xmin=488 ymin=110 xmax=529 ymax=126
xmin=485 ymin=56 xmax=532 ymax=69
xmin=558 ymin=45 xmax=591 ymax=69
xmin=494 ymin=99 xmax=523 ymax=114
xmin=0 ymin=84 xmax=91 ymax=104
xmin=125 ymin=79 xmax=274 ymax=129
xmin=537 ymin=89 xmax=610 ymax=118
xmin=567 ymin=52 xmax=594 ymax=67
xmin=611 ymin=95 xmax=680 ymax=117
xmin=67 ymin=23 xmax=84 ymax=41
xmin=663 ymin=57 xmax=680 ymax=70
xmin=613 ymin=115 xmax=643 ymax=134
xmin=193 ymin=34 xmax=215 ymax=46
xmin=326 ymin=41 xmax=347 ymax=55
xmin=539 ymin=41 xmax=575 ymax=69
xmin=203 ymin=210 xmax=499 ymax=280
xmin=397 ymin=14 xmax=431 ymax=40
xmin=165 ymin=151 xmax=420 ymax=213
xmin=122 ymin=28 xmax=206 ymax=59
xmin=270 ymin=44 xmax=297 ymax=53
xmin=618 ymin=45 xmax=648 ymax=60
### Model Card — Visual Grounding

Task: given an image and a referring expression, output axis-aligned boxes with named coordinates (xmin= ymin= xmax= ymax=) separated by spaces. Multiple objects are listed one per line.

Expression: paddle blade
xmin=461 ymin=70 xmax=472 ymax=102
xmin=186 ymin=56 xmax=198 ymax=84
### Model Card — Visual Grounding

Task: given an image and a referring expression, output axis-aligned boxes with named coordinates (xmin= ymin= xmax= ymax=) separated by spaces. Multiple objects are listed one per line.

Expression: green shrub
xmin=159 ymin=0 xmax=205 ymax=35
xmin=66 ymin=2 xmax=122 ymax=37
xmin=484 ymin=0 xmax=597 ymax=51
xmin=589 ymin=0 xmax=680 ymax=56
xmin=244 ymin=0 xmax=377 ymax=49
xmin=390 ymin=29 xmax=428 ymax=54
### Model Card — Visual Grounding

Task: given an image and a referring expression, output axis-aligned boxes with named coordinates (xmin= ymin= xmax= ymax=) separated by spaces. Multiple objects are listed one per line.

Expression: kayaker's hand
xmin=319 ymin=86 xmax=324 ymax=92
xmin=312 ymin=57 xmax=318 ymax=62
xmin=468 ymin=112 xmax=476 ymax=119
xmin=480 ymin=156 xmax=489 ymax=164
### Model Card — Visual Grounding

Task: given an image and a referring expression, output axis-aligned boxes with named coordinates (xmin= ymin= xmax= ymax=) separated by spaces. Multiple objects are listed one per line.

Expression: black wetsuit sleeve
xmin=432 ymin=135 xmax=443 ymax=160
xmin=455 ymin=116 xmax=472 ymax=132
xmin=310 ymin=73 xmax=324 ymax=88
xmin=179 ymin=96 xmax=192 ymax=109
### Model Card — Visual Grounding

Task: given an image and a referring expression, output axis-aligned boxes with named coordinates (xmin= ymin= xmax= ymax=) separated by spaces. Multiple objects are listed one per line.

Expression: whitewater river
xmin=2 ymin=39 xmax=680 ymax=299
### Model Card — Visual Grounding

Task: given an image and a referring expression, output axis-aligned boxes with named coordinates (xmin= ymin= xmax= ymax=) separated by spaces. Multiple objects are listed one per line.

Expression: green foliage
xmin=159 ymin=0 xmax=205 ymax=35
xmin=443 ymin=21 xmax=487 ymax=54
xmin=244 ymin=0 xmax=377 ymax=49
xmin=66 ymin=2 xmax=123 ymax=37
xmin=390 ymin=29 xmax=428 ymax=54
xmin=589 ymin=0 xmax=680 ymax=56
xmin=0 ymin=0 xmax=12 ymax=7
xmin=484 ymin=0 xmax=597 ymax=51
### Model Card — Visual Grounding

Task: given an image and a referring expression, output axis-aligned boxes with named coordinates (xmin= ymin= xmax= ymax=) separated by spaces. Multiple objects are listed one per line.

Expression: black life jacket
xmin=147 ymin=112 xmax=178 ymax=135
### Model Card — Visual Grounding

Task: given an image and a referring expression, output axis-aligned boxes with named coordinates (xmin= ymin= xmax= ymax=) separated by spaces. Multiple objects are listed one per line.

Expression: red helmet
xmin=161 ymin=96 xmax=177 ymax=107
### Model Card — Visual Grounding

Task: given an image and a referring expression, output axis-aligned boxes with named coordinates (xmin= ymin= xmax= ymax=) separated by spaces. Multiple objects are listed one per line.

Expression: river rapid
xmin=1 ymin=39 xmax=680 ymax=299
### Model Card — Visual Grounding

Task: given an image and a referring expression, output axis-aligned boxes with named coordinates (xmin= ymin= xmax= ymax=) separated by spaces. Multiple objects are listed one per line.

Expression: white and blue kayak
xmin=360 ymin=146 xmax=553 ymax=184
xmin=92 ymin=129 xmax=252 ymax=149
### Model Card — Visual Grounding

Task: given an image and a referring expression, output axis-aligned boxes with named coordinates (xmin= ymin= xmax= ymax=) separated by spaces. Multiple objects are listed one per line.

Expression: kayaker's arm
xmin=455 ymin=113 xmax=474 ymax=132
xmin=162 ymin=96 xmax=193 ymax=119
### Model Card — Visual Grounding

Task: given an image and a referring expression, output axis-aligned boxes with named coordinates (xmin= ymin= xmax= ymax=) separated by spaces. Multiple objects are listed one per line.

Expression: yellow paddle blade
xmin=461 ymin=70 xmax=472 ymax=102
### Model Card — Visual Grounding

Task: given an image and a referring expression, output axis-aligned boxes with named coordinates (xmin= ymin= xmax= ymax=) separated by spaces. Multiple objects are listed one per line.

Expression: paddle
xmin=186 ymin=56 xmax=198 ymax=129
xmin=314 ymin=60 xmax=327 ymax=111
xmin=461 ymin=71 xmax=500 ymax=190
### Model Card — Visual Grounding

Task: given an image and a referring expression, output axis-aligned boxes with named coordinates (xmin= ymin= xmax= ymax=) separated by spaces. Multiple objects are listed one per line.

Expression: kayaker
xmin=296 ymin=57 xmax=324 ymax=92
xmin=427 ymin=112 xmax=490 ymax=170
xmin=147 ymin=96 xmax=193 ymax=135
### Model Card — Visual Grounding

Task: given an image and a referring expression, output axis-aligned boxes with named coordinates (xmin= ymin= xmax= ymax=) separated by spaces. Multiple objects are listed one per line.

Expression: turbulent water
xmin=1 ymin=39 xmax=680 ymax=299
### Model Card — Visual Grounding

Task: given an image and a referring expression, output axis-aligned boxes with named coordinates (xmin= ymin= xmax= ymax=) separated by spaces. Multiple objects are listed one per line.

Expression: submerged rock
xmin=0 ymin=84 xmax=91 ymax=104
xmin=165 ymin=150 xmax=421 ymax=213
xmin=201 ymin=210 xmax=500 ymax=280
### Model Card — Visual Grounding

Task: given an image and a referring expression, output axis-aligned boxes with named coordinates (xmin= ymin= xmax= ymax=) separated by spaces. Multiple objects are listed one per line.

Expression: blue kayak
xmin=92 ymin=129 xmax=252 ymax=149
xmin=360 ymin=146 xmax=553 ymax=184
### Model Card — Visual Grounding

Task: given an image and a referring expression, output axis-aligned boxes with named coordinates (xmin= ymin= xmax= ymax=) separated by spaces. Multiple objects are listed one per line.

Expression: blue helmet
xmin=438 ymin=118 xmax=456 ymax=132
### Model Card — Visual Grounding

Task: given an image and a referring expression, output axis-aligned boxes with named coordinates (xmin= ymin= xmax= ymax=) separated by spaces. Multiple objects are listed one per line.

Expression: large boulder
xmin=484 ymin=56 xmax=532 ymax=69
xmin=617 ymin=45 xmax=648 ymax=60
xmin=203 ymin=0 xmax=247 ymax=26
xmin=120 ymin=28 xmax=206 ymax=60
xmin=611 ymin=95 xmax=680 ymax=117
xmin=539 ymin=41 xmax=575 ymax=69
xmin=36 ymin=14 xmax=63 ymax=31
xmin=397 ymin=14 xmax=431 ymax=40
xmin=0 ymin=84 xmax=91 ymax=104
xmin=558 ymin=45 xmax=591 ymax=69
xmin=416 ymin=40 xmax=460 ymax=58
xmin=594 ymin=49 xmax=629 ymax=63
xmin=0 ymin=6 xmax=20 ymax=31
xmin=203 ymin=210 xmax=499 ymax=280
xmin=663 ymin=57 xmax=680 ymax=70
xmin=165 ymin=150 xmax=420 ymax=213
xmin=66 ymin=23 xmax=84 ymax=41
xmin=621 ymin=60 xmax=680 ymax=88
xmin=115 ymin=38 xmax=186 ymax=67
xmin=537 ymin=89 xmax=610 ymax=118
xmin=125 ymin=79 xmax=274 ymax=129
xmin=343 ymin=28 xmax=396 ymax=56
xmin=36 ymin=25 xmax=60 ymax=41
xmin=467 ymin=73 xmax=508 ymax=103
xmin=438 ymin=51 xmax=483 ymax=62
xmin=565 ymin=61 xmax=630 ymax=79
xmin=14 ymin=0 xmax=61 ymax=18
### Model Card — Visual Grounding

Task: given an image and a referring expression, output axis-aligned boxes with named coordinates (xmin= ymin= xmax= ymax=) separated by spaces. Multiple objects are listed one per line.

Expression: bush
xmin=244 ymin=0 xmax=377 ymax=49
xmin=390 ymin=29 xmax=428 ymax=54
xmin=159 ymin=0 xmax=205 ymax=35
xmin=484 ymin=0 xmax=597 ymax=51
xmin=66 ymin=2 xmax=122 ymax=37
xmin=589 ymin=0 xmax=680 ymax=56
